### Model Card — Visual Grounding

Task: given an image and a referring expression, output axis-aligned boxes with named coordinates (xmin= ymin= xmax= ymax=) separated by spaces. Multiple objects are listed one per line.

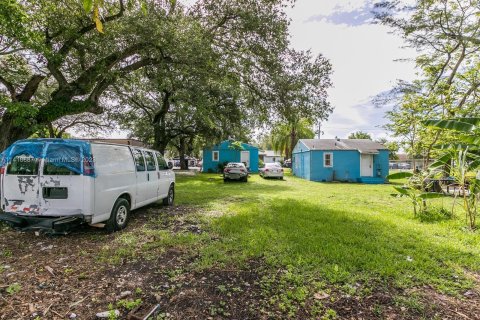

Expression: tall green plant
xmin=271 ymin=118 xmax=314 ymax=159
xmin=387 ymin=171 xmax=444 ymax=217
xmin=425 ymin=118 xmax=480 ymax=229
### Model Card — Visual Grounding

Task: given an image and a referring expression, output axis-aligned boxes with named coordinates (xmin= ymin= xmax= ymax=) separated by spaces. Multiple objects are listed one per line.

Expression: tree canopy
xmin=348 ymin=131 xmax=372 ymax=140
xmin=0 ymin=0 xmax=333 ymax=154
xmin=374 ymin=0 xmax=480 ymax=163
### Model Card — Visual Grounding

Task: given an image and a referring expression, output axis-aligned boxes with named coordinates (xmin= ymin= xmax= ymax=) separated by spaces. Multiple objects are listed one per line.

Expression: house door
xmin=360 ymin=154 xmax=373 ymax=177
xmin=241 ymin=151 xmax=250 ymax=168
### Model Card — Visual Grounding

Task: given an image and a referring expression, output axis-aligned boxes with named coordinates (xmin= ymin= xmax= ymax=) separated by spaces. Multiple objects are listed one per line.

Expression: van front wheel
xmin=106 ymin=198 xmax=130 ymax=232
xmin=163 ymin=185 xmax=175 ymax=206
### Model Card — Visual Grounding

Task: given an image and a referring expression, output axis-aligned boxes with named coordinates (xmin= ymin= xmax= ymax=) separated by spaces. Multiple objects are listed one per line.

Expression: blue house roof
xmin=298 ymin=139 xmax=388 ymax=154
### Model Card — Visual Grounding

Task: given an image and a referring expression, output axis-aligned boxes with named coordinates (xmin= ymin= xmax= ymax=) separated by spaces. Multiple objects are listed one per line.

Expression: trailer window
xmin=156 ymin=153 xmax=168 ymax=170
xmin=7 ymin=154 xmax=40 ymax=175
xmin=44 ymin=144 xmax=81 ymax=175
xmin=132 ymin=149 xmax=146 ymax=171
xmin=144 ymin=151 xmax=157 ymax=171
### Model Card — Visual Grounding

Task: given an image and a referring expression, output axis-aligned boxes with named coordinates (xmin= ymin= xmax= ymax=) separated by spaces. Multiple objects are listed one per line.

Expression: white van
xmin=0 ymin=139 xmax=175 ymax=233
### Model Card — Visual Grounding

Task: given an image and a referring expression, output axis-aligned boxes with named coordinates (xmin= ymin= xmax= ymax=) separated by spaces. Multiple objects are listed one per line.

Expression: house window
xmin=324 ymin=153 xmax=333 ymax=167
xmin=212 ymin=151 xmax=219 ymax=162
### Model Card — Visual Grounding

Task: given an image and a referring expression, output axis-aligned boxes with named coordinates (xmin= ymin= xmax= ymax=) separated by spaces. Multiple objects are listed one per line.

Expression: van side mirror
xmin=168 ymin=162 xmax=174 ymax=170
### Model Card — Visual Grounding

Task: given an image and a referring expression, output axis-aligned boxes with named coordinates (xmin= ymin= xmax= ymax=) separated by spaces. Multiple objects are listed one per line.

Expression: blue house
xmin=202 ymin=140 xmax=259 ymax=173
xmin=292 ymin=139 xmax=389 ymax=184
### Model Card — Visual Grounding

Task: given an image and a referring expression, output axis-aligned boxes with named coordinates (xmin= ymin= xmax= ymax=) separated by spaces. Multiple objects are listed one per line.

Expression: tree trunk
xmin=153 ymin=124 xmax=168 ymax=155
xmin=152 ymin=90 xmax=172 ymax=155
xmin=289 ymin=126 xmax=297 ymax=160
xmin=179 ymin=137 xmax=188 ymax=170
xmin=0 ymin=115 xmax=34 ymax=151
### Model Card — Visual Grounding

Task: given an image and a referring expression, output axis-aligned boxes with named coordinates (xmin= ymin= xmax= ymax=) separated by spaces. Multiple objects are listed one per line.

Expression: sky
xmin=286 ymin=0 xmax=417 ymax=140
xmin=101 ymin=0 xmax=418 ymax=141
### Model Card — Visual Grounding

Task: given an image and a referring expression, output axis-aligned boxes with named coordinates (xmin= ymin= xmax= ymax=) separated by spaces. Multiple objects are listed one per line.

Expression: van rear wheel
xmin=163 ymin=185 xmax=174 ymax=206
xmin=106 ymin=198 xmax=130 ymax=232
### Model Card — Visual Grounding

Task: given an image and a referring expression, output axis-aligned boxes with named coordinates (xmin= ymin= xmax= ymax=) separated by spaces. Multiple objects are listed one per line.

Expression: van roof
xmin=11 ymin=138 xmax=158 ymax=152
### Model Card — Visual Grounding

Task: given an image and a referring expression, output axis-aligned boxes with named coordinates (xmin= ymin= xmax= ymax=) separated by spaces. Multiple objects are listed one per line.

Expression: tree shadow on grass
xmin=201 ymin=198 xmax=480 ymax=294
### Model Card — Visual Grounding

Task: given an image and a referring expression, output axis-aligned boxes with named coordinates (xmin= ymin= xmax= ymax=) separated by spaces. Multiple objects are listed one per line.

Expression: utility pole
xmin=317 ymin=122 xmax=322 ymax=139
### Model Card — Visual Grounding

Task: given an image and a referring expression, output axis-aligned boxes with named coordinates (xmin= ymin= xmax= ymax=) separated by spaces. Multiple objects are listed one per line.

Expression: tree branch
xmin=0 ymin=75 xmax=16 ymax=99
xmin=58 ymin=0 xmax=125 ymax=57
xmin=16 ymin=75 xmax=45 ymax=102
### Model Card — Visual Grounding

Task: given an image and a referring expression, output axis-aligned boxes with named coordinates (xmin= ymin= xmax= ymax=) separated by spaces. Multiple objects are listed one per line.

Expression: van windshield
xmin=44 ymin=144 xmax=81 ymax=175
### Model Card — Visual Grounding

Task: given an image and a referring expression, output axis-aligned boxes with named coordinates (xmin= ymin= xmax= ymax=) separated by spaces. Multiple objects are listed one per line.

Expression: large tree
xmin=268 ymin=50 xmax=333 ymax=159
xmin=0 ymin=0 xmax=182 ymax=150
xmin=108 ymin=0 xmax=332 ymax=161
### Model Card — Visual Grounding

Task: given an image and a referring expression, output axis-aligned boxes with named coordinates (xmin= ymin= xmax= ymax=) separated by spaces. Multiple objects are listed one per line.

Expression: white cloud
xmin=287 ymin=0 xmax=418 ymax=140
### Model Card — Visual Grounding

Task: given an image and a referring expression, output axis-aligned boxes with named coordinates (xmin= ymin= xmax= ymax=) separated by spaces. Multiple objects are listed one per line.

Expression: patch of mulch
xmin=1 ymin=204 xmax=479 ymax=319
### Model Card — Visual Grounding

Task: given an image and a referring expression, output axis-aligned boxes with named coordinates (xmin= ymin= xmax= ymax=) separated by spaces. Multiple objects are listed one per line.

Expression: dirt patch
xmin=1 ymin=205 xmax=479 ymax=319
xmin=320 ymin=285 xmax=480 ymax=320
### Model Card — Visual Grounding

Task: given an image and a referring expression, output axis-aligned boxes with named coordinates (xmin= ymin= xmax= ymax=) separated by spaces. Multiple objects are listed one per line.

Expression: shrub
xmin=217 ymin=161 xmax=229 ymax=173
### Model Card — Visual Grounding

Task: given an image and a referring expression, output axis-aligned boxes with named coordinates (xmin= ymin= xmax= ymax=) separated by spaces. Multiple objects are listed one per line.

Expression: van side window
xmin=155 ymin=153 xmax=168 ymax=170
xmin=132 ymin=149 xmax=146 ymax=171
xmin=7 ymin=154 xmax=39 ymax=175
xmin=144 ymin=151 xmax=157 ymax=171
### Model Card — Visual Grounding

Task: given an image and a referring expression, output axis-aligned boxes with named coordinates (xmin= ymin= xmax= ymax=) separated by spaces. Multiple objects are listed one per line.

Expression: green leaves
xmin=423 ymin=118 xmax=480 ymax=133
xmin=393 ymin=186 xmax=411 ymax=196
xmin=82 ymin=0 xmax=93 ymax=12
xmin=418 ymin=193 xmax=444 ymax=200
xmin=387 ymin=172 xmax=414 ymax=180
xmin=81 ymin=0 xmax=103 ymax=33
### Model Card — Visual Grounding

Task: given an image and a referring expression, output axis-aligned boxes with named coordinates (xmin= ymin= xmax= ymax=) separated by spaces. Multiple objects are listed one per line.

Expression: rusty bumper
xmin=0 ymin=212 xmax=85 ymax=235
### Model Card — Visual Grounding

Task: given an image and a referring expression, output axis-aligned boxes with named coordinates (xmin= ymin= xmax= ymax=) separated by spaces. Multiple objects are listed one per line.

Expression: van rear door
xmin=3 ymin=143 xmax=43 ymax=214
xmin=38 ymin=143 xmax=85 ymax=216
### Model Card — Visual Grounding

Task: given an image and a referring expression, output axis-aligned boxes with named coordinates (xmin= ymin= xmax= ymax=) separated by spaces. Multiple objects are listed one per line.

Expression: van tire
xmin=106 ymin=198 xmax=130 ymax=232
xmin=163 ymin=185 xmax=174 ymax=206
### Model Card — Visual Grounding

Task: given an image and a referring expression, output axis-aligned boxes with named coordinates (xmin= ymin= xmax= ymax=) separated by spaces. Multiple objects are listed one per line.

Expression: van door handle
xmin=158 ymin=172 xmax=160 ymax=179
xmin=147 ymin=173 xmax=150 ymax=181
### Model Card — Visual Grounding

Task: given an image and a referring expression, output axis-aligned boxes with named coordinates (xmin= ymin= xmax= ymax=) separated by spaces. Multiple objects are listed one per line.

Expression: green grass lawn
xmin=174 ymin=171 xmax=480 ymax=295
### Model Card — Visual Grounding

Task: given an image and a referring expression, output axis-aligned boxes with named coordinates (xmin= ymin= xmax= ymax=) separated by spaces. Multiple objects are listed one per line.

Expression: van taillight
xmin=0 ymin=167 xmax=4 ymax=174
xmin=83 ymin=158 xmax=95 ymax=176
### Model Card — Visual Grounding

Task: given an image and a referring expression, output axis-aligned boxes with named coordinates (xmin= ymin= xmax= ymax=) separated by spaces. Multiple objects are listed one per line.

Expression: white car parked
xmin=259 ymin=163 xmax=284 ymax=179
xmin=0 ymin=139 xmax=175 ymax=233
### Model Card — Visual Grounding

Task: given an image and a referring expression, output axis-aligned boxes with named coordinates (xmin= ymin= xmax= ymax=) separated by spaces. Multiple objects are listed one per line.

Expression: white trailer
xmin=0 ymin=139 xmax=175 ymax=233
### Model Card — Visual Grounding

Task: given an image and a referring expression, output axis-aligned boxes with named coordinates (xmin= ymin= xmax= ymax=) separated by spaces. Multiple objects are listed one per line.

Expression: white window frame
xmin=323 ymin=152 xmax=333 ymax=167
xmin=212 ymin=151 xmax=219 ymax=162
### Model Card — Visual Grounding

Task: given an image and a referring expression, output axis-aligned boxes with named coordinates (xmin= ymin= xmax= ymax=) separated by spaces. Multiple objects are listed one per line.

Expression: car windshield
xmin=227 ymin=163 xmax=245 ymax=168
xmin=265 ymin=163 xmax=281 ymax=168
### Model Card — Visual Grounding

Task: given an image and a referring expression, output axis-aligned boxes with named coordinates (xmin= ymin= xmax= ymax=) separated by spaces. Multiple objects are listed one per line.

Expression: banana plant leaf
xmin=418 ymin=192 xmax=445 ymax=199
xmin=429 ymin=153 xmax=452 ymax=169
xmin=387 ymin=172 xmax=414 ymax=179
xmin=393 ymin=186 xmax=411 ymax=195
xmin=423 ymin=118 xmax=480 ymax=132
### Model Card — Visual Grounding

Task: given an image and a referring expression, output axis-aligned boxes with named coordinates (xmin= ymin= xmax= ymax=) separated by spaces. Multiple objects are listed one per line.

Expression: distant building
xmin=259 ymin=150 xmax=284 ymax=164
xmin=202 ymin=140 xmax=259 ymax=173
xmin=292 ymin=139 xmax=389 ymax=184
